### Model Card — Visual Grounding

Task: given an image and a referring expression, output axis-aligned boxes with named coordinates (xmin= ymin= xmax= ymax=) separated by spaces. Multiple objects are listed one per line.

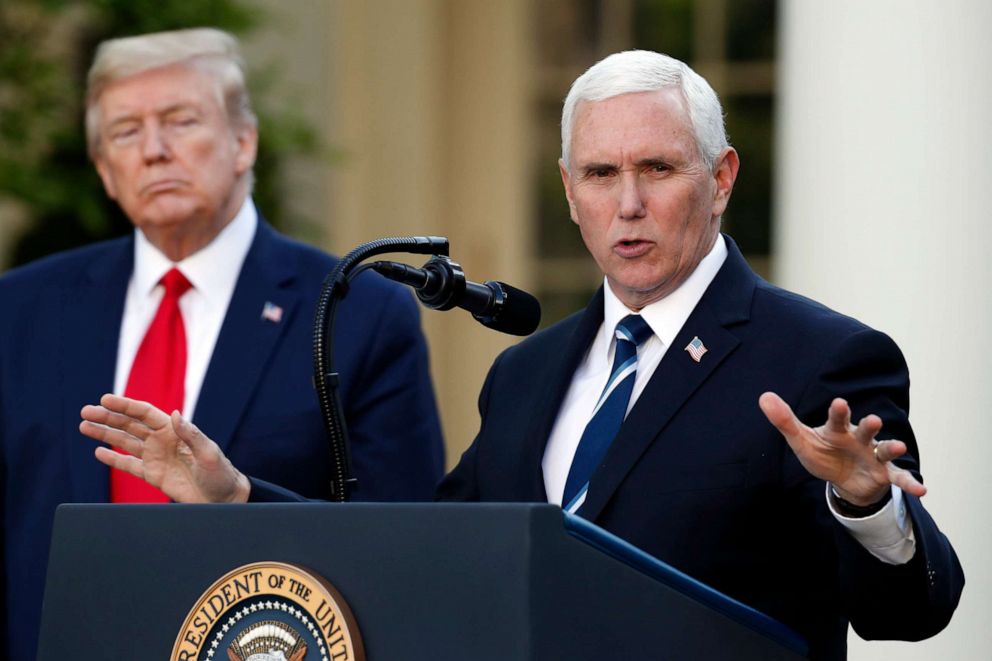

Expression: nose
xmin=140 ymin=123 xmax=170 ymax=162
xmin=617 ymin=170 xmax=646 ymax=220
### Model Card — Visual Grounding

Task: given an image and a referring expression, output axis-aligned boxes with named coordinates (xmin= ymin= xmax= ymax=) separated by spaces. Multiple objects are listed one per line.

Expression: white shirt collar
xmin=601 ymin=233 xmax=728 ymax=356
xmin=131 ymin=197 xmax=258 ymax=299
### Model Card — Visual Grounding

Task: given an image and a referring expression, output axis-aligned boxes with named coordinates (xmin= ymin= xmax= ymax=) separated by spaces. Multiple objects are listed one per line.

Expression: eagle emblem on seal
xmin=226 ymin=620 xmax=307 ymax=661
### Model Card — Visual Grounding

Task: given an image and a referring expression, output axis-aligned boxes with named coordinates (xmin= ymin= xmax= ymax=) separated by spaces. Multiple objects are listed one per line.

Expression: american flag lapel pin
xmin=261 ymin=301 xmax=284 ymax=323
xmin=685 ymin=336 xmax=707 ymax=363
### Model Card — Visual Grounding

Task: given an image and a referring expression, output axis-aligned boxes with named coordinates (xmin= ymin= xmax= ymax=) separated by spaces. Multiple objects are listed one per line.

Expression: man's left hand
xmin=80 ymin=394 xmax=250 ymax=504
xmin=759 ymin=392 xmax=926 ymax=506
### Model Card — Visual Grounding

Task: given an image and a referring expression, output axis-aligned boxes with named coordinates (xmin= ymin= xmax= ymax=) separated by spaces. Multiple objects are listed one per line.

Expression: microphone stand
xmin=312 ymin=236 xmax=449 ymax=501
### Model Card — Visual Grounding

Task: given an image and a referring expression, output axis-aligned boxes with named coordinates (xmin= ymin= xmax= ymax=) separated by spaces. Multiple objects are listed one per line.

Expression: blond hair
xmin=85 ymin=27 xmax=257 ymax=158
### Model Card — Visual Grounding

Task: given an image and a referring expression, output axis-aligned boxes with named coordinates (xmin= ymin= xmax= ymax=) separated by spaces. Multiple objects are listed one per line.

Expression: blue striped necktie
xmin=562 ymin=313 xmax=653 ymax=514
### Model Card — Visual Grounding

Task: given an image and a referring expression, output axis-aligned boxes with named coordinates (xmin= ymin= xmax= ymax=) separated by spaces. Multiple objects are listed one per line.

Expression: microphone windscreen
xmin=480 ymin=282 xmax=541 ymax=336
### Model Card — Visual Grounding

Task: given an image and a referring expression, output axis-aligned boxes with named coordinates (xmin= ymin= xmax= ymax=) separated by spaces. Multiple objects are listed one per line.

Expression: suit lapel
xmin=193 ymin=222 xmax=300 ymax=453
xmin=64 ymin=238 xmax=133 ymax=502
xmin=579 ymin=236 xmax=757 ymax=521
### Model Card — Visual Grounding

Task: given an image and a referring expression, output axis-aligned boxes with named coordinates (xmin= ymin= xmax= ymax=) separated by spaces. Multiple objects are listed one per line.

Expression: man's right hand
xmin=80 ymin=394 xmax=250 ymax=503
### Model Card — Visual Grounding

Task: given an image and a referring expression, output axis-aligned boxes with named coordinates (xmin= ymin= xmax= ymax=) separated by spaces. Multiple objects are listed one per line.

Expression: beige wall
xmin=0 ymin=201 xmax=27 ymax=270
xmin=250 ymin=0 xmax=537 ymax=467
xmin=325 ymin=0 xmax=536 ymax=468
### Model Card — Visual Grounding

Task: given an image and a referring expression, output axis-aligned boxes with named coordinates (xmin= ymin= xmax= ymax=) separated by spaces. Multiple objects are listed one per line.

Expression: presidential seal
xmin=171 ymin=561 xmax=364 ymax=661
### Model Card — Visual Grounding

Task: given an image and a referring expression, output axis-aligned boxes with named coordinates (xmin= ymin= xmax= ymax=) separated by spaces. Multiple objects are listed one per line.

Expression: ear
xmin=559 ymin=158 xmax=579 ymax=224
xmin=233 ymin=123 xmax=259 ymax=176
xmin=710 ymin=147 xmax=740 ymax=219
xmin=94 ymin=155 xmax=119 ymax=201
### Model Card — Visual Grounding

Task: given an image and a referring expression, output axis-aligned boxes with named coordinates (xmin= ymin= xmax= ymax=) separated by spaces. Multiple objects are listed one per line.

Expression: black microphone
xmin=372 ymin=257 xmax=541 ymax=336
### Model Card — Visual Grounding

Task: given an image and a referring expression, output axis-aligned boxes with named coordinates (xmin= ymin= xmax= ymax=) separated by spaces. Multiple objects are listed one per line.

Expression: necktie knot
xmin=615 ymin=314 xmax=653 ymax=348
xmin=161 ymin=267 xmax=192 ymax=299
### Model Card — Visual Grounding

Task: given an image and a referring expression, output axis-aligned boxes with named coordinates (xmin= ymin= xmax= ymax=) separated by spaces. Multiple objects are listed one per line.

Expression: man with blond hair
xmin=0 ymin=28 xmax=443 ymax=659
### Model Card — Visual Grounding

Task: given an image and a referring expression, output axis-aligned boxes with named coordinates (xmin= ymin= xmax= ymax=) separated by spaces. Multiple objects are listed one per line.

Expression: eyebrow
xmin=104 ymin=114 xmax=141 ymax=130
xmin=579 ymin=161 xmax=619 ymax=173
xmin=104 ymin=102 xmax=200 ymax=128
xmin=579 ymin=157 xmax=672 ymax=172
xmin=634 ymin=157 xmax=671 ymax=168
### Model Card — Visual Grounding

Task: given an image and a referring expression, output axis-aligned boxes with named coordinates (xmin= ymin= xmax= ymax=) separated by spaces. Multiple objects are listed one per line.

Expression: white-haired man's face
xmin=559 ymin=88 xmax=738 ymax=310
xmin=93 ymin=62 xmax=257 ymax=261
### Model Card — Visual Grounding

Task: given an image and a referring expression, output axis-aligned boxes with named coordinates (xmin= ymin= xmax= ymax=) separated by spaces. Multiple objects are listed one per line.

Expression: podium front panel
xmin=39 ymin=503 xmax=805 ymax=660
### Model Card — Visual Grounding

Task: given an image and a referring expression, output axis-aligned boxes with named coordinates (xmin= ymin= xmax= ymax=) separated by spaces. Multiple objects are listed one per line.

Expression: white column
xmin=776 ymin=1 xmax=991 ymax=658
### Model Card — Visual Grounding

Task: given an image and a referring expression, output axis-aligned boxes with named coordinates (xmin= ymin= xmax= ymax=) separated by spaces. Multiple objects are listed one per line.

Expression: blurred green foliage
xmin=0 ymin=0 xmax=318 ymax=267
xmin=722 ymin=95 xmax=774 ymax=255
xmin=634 ymin=0 xmax=694 ymax=63
xmin=727 ymin=0 xmax=777 ymax=61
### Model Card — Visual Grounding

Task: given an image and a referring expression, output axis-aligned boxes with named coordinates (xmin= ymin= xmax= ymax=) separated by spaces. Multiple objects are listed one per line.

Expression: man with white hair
xmin=437 ymin=50 xmax=963 ymax=657
xmin=81 ymin=50 xmax=962 ymax=658
xmin=0 ymin=28 xmax=443 ymax=660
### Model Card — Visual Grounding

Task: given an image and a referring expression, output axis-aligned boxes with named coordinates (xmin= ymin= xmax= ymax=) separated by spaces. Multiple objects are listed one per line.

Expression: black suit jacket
xmin=437 ymin=236 xmax=963 ymax=659
xmin=0 ymin=218 xmax=445 ymax=660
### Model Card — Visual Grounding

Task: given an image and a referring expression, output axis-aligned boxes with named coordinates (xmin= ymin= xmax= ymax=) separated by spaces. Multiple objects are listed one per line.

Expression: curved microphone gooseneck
xmin=312 ymin=236 xmax=449 ymax=501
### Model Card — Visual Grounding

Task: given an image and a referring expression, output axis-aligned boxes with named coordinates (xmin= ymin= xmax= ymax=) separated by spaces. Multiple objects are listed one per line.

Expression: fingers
xmin=79 ymin=419 xmax=145 ymax=456
xmin=873 ymin=439 xmax=906 ymax=464
xmin=854 ymin=414 xmax=882 ymax=445
xmin=79 ymin=398 xmax=165 ymax=456
xmin=97 ymin=394 xmax=171 ymax=429
xmin=758 ymin=392 xmax=802 ymax=439
xmin=825 ymin=400 xmax=882 ymax=446
xmin=875 ymin=440 xmax=926 ymax=497
xmin=824 ymin=398 xmax=852 ymax=434
xmin=80 ymin=405 xmax=153 ymax=441
xmin=172 ymin=412 xmax=214 ymax=460
xmin=93 ymin=445 xmax=144 ymax=478
xmin=762 ymin=393 xmax=882 ymax=450
xmin=825 ymin=399 xmax=884 ymax=445
xmin=761 ymin=393 xmax=926 ymax=503
xmin=81 ymin=395 xmax=193 ymax=466
xmin=887 ymin=463 xmax=928 ymax=498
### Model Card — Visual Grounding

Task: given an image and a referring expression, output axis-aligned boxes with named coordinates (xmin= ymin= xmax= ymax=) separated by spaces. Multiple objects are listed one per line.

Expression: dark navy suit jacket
xmin=0 ymin=219 xmax=444 ymax=660
xmin=436 ymin=236 xmax=963 ymax=659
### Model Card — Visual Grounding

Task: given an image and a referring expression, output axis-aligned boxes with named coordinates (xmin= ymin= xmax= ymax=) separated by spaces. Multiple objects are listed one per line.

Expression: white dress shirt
xmin=541 ymin=234 xmax=915 ymax=564
xmin=543 ymin=235 xmax=729 ymax=504
xmin=113 ymin=198 xmax=257 ymax=421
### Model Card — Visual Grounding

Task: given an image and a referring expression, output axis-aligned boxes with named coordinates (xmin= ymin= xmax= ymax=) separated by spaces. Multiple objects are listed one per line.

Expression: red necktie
xmin=111 ymin=267 xmax=192 ymax=502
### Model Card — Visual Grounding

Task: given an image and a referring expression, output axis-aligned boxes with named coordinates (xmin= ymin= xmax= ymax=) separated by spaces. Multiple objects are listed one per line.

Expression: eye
xmin=646 ymin=162 xmax=671 ymax=175
xmin=585 ymin=166 xmax=616 ymax=179
xmin=168 ymin=114 xmax=199 ymax=129
xmin=108 ymin=126 xmax=140 ymax=144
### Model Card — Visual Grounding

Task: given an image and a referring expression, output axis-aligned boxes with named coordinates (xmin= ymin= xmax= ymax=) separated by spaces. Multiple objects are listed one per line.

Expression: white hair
xmin=560 ymin=50 xmax=728 ymax=171
xmin=85 ymin=27 xmax=257 ymax=159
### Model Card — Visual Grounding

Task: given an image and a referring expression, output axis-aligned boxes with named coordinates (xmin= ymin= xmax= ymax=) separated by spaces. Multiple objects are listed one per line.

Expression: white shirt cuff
xmin=826 ymin=483 xmax=916 ymax=565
